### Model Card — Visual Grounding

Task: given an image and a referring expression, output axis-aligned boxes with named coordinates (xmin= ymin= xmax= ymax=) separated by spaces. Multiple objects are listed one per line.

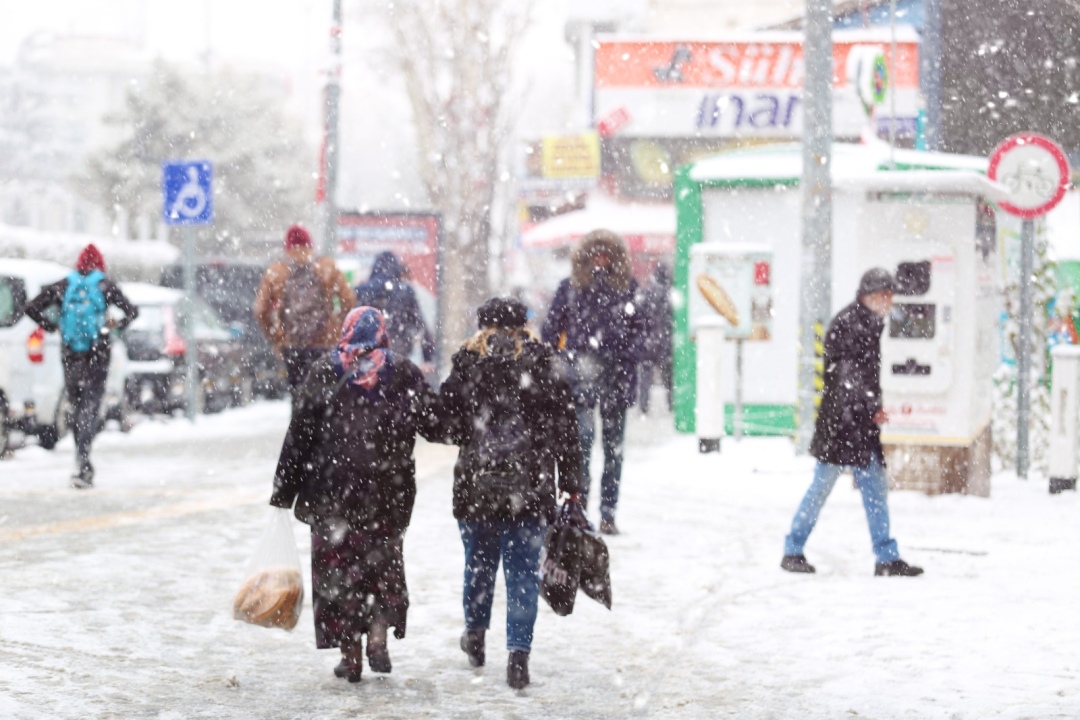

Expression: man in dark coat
xmin=781 ymin=268 xmax=923 ymax=577
xmin=541 ymin=229 xmax=642 ymax=535
xmin=438 ymin=297 xmax=582 ymax=690
xmin=270 ymin=306 xmax=442 ymax=682
xmin=25 ymin=244 xmax=138 ymax=488
xmin=638 ymin=263 xmax=673 ymax=413
xmin=354 ymin=251 xmax=436 ymax=370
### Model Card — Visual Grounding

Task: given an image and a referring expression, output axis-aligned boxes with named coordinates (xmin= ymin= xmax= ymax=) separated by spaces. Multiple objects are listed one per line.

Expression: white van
xmin=0 ymin=259 xmax=128 ymax=455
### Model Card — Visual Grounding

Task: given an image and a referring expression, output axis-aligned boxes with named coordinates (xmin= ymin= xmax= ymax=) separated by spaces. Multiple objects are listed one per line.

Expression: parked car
xmin=0 ymin=259 xmax=128 ymax=453
xmin=160 ymin=262 xmax=288 ymax=400
xmin=120 ymin=282 xmax=250 ymax=415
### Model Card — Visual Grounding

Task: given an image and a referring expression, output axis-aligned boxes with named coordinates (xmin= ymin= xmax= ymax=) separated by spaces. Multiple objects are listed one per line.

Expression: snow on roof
xmin=687 ymin=140 xmax=990 ymax=185
xmin=119 ymin=282 xmax=183 ymax=306
xmin=521 ymin=194 xmax=676 ymax=249
xmin=0 ymin=258 xmax=71 ymax=286
xmin=0 ymin=223 xmax=178 ymax=275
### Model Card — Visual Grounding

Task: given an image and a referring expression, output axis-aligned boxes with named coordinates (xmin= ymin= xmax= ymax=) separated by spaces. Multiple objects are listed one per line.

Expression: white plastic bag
xmin=233 ymin=508 xmax=304 ymax=631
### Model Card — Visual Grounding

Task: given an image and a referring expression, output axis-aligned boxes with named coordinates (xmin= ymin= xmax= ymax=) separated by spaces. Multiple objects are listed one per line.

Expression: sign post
xmin=162 ymin=160 xmax=214 ymax=422
xmin=988 ymin=134 xmax=1070 ymax=479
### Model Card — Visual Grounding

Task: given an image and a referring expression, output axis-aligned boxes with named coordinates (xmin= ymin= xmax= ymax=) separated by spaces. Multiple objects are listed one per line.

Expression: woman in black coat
xmin=270 ymin=306 xmax=441 ymax=682
xmin=438 ymin=297 xmax=582 ymax=690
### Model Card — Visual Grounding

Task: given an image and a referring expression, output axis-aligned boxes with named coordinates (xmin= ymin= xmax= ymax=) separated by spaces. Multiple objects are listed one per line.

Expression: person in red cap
xmin=25 ymin=244 xmax=139 ymax=488
xmin=253 ymin=225 xmax=355 ymax=405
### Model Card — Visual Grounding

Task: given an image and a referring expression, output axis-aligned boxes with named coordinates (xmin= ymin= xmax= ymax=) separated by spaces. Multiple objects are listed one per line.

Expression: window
xmin=889 ymin=303 xmax=936 ymax=339
xmin=0 ymin=276 xmax=26 ymax=328
xmin=895 ymin=261 xmax=931 ymax=296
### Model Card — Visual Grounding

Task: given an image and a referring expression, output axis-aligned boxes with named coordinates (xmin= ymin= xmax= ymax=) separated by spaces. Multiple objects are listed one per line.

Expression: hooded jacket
xmin=253 ymin=246 xmax=355 ymax=351
xmin=541 ymin=230 xmax=643 ymax=408
xmin=353 ymin=252 xmax=436 ymax=363
xmin=25 ymin=269 xmax=138 ymax=361
xmin=809 ymin=299 xmax=886 ymax=467
xmin=437 ymin=328 xmax=582 ymax=523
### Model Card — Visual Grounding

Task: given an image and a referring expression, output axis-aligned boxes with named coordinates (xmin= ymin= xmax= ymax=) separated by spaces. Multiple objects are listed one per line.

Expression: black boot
xmin=460 ymin=628 xmax=485 ymax=668
xmin=507 ymin=650 xmax=530 ymax=689
xmin=341 ymin=640 xmax=363 ymax=683
xmin=600 ymin=519 xmax=620 ymax=536
xmin=71 ymin=461 xmax=94 ymax=489
xmin=874 ymin=559 xmax=924 ymax=577
xmin=333 ymin=658 xmax=348 ymax=678
xmin=780 ymin=554 xmax=815 ymax=573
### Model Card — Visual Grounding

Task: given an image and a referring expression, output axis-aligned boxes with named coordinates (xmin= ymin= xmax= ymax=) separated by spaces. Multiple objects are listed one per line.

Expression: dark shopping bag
xmin=540 ymin=499 xmax=612 ymax=615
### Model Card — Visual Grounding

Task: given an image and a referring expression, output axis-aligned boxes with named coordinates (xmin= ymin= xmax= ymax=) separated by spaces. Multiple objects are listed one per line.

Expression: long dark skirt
xmin=310 ymin=524 xmax=409 ymax=649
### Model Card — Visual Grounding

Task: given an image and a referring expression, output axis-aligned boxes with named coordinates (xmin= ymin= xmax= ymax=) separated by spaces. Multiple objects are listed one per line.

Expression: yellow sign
xmin=541 ymin=132 xmax=601 ymax=180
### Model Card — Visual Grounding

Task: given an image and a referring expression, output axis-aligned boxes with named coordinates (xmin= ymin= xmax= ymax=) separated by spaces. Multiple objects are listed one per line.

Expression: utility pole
xmin=321 ymin=0 xmax=343 ymax=258
xmin=796 ymin=0 xmax=834 ymax=453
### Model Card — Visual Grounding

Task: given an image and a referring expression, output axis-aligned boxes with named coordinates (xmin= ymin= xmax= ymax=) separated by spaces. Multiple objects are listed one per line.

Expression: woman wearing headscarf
xmin=437 ymin=297 xmax=583 ymax=689
xmin=270 ymin=307 xmax=442 ymax=683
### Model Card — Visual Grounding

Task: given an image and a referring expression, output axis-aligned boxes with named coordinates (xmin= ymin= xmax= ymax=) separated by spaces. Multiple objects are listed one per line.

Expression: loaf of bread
xmin=233 ymin=567 xmax=303 ymax=630
xmin=696 ymin=274 xmax=740 ymax=326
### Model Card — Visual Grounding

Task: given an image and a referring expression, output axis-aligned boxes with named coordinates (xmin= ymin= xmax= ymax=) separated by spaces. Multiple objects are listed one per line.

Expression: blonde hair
xmin=463 ymin=326 xmax=538 ymax=359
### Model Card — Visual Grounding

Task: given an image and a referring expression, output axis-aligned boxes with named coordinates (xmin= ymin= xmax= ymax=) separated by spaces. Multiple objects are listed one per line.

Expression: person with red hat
xmin=253 ymin=225 xmax=355 ymax=405
xmin=25 ymin=244 xmax=139 ymax=488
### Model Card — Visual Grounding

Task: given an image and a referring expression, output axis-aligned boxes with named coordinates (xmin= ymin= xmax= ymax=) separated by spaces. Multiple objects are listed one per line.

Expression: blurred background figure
xmin=254 ymin=225 xmax=355 ymax=405
xmin=638 ymin=264 xmax=673 ymax=414
xmin=354 ymin=251 xmax=436 ymax=373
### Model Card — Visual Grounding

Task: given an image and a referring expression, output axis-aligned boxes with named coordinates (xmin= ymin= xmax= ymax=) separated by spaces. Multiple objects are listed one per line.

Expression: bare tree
xmin=374 ymin=0 xmax=532 ymax=357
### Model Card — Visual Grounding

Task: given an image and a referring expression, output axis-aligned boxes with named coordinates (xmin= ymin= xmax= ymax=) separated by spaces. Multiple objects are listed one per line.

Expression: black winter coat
xmin=270 ymin=355 xmax=442 ymax=534
xmin=438 ymin=332 xmax=583 ymax=523
xmin=809 ymin=300 xmax=886 ymax=468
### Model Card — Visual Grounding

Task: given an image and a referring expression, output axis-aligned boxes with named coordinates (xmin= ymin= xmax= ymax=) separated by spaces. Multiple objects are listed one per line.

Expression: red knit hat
xmin=285 ymin=225 xmax=312 ymax=249
xmin=75 ymin=244 xmax=106 ymax=273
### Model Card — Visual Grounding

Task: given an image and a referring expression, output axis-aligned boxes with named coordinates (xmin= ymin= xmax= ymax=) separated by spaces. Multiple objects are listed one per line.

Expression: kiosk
xmin=673 ymin=142 xmax=1009 ymax=495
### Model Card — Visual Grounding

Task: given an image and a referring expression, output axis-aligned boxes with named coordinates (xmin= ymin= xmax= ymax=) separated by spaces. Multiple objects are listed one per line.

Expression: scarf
xmin=332 ymin=306 xmax=395 ymax=391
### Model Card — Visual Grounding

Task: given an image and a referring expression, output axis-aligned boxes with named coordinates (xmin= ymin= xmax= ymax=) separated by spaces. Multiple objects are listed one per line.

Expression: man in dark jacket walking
xmin=639 ymin=264 xmax=673 ymax=413
xmin=25 ymin=244 xmax=138 ymax=487
xmin=542 ymin=230 xmax=642 ymax=535
xmin=354 ymin=251 xmax=436 ymax=371
xmin=781 ymin=268 xmax=923 ymax=577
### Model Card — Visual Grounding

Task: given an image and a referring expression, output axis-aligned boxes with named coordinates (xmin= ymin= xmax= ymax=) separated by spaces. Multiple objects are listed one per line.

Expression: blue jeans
xmin=577 ymin=402 xmax=626 ymax=522
xmin=784 ymin=456 xmax=900 ymax=564
xmin=458 ymin=517 xmax=545 ymax=653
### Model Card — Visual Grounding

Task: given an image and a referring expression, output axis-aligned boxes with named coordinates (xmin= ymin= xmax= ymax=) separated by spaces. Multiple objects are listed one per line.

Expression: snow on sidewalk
xmin=1 ymin=403 xmax=1079 ymax=718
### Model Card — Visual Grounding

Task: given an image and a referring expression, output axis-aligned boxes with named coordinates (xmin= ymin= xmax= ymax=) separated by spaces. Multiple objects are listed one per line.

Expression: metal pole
xmin=735 ymin=339 xmax=744 ymax=441
xmin=1017 ymin=218 xmax=1035 ymax=478
xmin=797 ymin=0 xmax=834 ymax=454
xmin=322 ymin=0 xmax=343 ymax=258
xmin=920 ymin=0 xmax=943 ymax=151
xmin=888 ymin=0 xmax=897 ymax=165
xmin=183 ymin=226 xmax=198 ymax=421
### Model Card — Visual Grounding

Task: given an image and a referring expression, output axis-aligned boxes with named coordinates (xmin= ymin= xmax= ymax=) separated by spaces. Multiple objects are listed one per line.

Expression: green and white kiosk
xmin=673 ymin=141 xmax=1010 ymax=495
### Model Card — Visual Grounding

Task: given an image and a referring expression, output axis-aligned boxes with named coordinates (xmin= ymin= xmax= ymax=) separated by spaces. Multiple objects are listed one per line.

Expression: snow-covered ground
xmin=2 ymin=401 xmax=1079 ymax=719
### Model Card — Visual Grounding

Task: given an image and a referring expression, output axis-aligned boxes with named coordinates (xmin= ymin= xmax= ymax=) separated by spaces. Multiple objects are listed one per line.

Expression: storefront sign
xmin=541 ymin=132 xmax=601 ymax=179
xmin=594 ymin=31 xmax=920 ymax=139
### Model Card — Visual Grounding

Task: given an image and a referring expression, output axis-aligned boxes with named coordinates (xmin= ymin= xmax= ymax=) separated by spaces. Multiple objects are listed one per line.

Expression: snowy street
xmin=2 ymin=402 xmax=1079 ymax=718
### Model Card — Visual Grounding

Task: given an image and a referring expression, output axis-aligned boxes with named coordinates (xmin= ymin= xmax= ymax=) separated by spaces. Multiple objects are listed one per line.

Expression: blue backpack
xmin=60 ymin=270 xmax=107 ymax=352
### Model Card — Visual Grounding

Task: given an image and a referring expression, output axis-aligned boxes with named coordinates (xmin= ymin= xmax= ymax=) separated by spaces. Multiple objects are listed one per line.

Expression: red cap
xmin=285 ymin=225 xmax=312 ymax=249
xmin=75 ymin=244 xmax=106 ymax=273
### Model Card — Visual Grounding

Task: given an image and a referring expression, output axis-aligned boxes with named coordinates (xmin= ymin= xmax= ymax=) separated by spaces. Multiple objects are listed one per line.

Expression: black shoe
xmin=367 ymin=644 xmax=392 ymax=674
xmin=345 ymin=661 xmax=362 ymax=683
xmin=460 ymin=629 xmax=485 ymax=668
xmin=599 ymin=519 xmax=619 ymax=536
xmin=780 ymin=555 xmax=816 ymax=573
xmin=507 ymin=650 xmax=530 ymax=689
xmin=874 ymin=559 xmax=924 ymax=577
xmin=333 ymin=658 xmax=348 ymax=678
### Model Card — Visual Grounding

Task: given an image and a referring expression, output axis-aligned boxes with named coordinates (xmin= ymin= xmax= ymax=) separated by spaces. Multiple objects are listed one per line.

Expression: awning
xmin=521 ymin=195 xmax=676 ymax=254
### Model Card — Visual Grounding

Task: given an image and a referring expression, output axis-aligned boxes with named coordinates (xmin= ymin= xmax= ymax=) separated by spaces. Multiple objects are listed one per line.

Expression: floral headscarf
xmin=332 ymin=306 xmax=395 ymax=390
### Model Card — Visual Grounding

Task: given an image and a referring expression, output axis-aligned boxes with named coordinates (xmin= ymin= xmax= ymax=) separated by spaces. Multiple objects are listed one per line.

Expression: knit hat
xmin=75 ymin=244 xmax=106 ymax=274
xmin=857 ymin=268 xmax=896 ymax=297
xmin=285 ymin=225 xmax=312 ymax=250
xmin=477 ymin=297 xmax=528 ymax=329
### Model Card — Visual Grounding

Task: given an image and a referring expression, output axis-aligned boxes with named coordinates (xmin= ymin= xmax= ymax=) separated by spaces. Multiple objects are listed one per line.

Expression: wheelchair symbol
xmin=163 ymin=160 xmax=212 ymax=225
xmin=170 ymin=167 xmax=208 ymax=219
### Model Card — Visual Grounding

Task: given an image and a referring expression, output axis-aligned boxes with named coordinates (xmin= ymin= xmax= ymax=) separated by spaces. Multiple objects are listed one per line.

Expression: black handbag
xmin=539 ymin=499 xmax=612 ymax=615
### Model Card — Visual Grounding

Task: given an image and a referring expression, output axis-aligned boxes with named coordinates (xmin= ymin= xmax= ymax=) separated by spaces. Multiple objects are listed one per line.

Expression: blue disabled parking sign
xmin=162 ymin=160 xmax=213 ymax=225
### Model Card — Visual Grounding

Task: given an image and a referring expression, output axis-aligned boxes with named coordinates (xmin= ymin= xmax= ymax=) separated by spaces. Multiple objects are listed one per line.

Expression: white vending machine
xmin=853 ymin=175 xmax=1003 ymax=495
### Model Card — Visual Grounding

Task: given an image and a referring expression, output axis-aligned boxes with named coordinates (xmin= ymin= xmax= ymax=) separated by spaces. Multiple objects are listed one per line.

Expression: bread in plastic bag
xmin=234 ymin=508 xmax=304 ymax=631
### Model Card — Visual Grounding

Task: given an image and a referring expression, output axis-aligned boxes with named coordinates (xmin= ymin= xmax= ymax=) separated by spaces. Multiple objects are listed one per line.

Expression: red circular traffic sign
xmin=988 ymin=133 xmax=1071 ymax=218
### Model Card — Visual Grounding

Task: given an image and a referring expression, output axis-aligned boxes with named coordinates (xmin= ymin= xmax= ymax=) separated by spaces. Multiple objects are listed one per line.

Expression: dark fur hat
xmin=477 ymin=297 xmax=529 ymax=329
xmin=571 ymin=229 xmax=632 ymax=292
